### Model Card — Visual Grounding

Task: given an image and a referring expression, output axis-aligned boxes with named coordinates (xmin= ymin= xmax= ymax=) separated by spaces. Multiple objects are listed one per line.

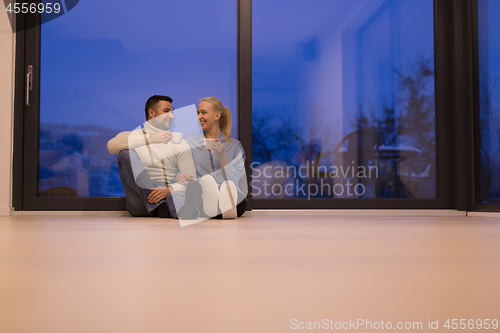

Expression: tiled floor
xmin=1 ymin=213 xmax=499 ymax=333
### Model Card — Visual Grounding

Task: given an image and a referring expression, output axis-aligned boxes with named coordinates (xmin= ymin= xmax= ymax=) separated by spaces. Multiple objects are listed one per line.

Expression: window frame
xmin=471 ymin=0 xmax=500 ymax=211
xmin=249 ymin=0 xmax=456 ymax=210
xmin=13 ymin=0 xmax=497 ymax=212
xmin=13 ymin=0 xmax=248 ymax=211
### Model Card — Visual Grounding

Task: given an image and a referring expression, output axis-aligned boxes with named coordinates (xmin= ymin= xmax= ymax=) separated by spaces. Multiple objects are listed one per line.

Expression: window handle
xmin=26 ymin=65 xmax=33 ymax=106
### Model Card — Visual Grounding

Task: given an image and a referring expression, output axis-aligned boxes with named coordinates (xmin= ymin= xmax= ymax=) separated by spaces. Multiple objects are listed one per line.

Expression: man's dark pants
xmin=117 ymin=149 xmax=177 ymax=218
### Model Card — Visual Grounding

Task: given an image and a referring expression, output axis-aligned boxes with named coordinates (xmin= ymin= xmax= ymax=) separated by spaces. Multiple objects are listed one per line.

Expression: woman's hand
xmin=212 ymin=139 xmax=225 ymax=155
xmin=213 ymin=139 xmax=230 ymax=174
xmin=175 ymin=173 xmax=193 ymax=185
xmin=148 ymin=187 xmax=171 ymax=203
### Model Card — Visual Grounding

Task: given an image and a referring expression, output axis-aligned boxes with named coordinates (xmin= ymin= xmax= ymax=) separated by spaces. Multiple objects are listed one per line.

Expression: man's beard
xmin=149 ymin=117 xmax=171 ymax=131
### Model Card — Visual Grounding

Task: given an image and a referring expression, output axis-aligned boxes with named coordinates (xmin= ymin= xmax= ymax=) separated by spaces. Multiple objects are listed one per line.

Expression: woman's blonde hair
xmin=200 ymin=96 xmax=232 ymax=143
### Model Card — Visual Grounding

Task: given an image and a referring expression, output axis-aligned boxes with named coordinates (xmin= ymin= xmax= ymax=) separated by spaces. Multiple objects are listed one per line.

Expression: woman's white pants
xmin=199 ymin=175 xmax=238 ymax=219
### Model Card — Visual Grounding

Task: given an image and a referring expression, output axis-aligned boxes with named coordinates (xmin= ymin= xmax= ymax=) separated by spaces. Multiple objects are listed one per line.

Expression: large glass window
xmin=252 ymin=0 xmax=436 ymax=200
xmin=478 ymin=0 xmax=500 ymax=204
xmin=39 ymin=0 xmax=237 ymax=197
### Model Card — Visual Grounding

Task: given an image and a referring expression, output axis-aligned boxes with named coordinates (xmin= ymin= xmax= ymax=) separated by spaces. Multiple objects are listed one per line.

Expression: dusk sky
xmin=40 ymin=0 xmax=237 ymax=133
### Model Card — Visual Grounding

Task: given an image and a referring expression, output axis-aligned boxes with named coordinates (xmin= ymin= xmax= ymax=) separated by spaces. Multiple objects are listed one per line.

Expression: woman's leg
xmin=236 ymin=197 xmax=247 ymax=217
xmin=176 ymin=180 xmax=203 ymax=220
xmin=219 ymin=180 xmax=238 ymax=219
xmin=199 ymin=175 xmax=219 ymax=218
xmin=196 ymin=175 xmax=248 ymax=220
xmin=211 ymin=191 xmax=247 ymax=219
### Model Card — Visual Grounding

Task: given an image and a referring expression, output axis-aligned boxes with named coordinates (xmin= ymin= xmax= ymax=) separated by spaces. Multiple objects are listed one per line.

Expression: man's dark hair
xmin=145 ymin=95 xmax=173 ymax=120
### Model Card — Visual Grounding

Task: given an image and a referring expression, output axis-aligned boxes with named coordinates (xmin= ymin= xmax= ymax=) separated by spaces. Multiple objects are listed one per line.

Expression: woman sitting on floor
xmin=173 ymin=97 xmax=248 ymax=220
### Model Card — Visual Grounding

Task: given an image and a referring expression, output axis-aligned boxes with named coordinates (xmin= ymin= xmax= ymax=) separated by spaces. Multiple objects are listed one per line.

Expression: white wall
xmin=0 ymin=12 xmax=14 ymax=216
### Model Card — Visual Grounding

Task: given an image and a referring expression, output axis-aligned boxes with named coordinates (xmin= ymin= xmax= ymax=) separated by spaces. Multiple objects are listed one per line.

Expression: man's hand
xmin=150 ymin=131 xmax=172 ymax=144
xmin=175 ymin=173 xmax=193 ymax=185
xmin=148 ymin=187 xmax=171 ymax=203
xmin=213 ymin=139 xmax=225 ymax=155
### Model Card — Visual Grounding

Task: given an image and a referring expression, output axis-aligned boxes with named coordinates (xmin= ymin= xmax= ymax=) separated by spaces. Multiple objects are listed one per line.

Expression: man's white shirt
xmin=128 ymin=121 xmax=196 ymax=193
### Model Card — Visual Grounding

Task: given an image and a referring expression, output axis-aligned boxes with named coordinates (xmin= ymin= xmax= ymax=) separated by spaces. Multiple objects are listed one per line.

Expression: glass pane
xmin=478 ymin=0 xmax=500 ymax=204
xmin=39 ymin=1 xmax=237 ymax=197
xmin=252 ymin=0 xmax=436 ymax=199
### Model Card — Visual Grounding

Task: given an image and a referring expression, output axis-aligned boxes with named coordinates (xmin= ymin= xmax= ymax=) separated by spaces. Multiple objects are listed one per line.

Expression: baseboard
xmin=467 ymin=212 xmax=500 ymax=218
xmin=10 ymin=210 xmax=130 ymax=217
xmin=6 ymin=209 xmax=471 ymax=218
xmin=249 ymin=209 xmax=466 ymax=217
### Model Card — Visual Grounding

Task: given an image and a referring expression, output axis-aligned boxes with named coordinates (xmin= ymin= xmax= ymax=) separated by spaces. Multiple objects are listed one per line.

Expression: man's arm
xmin=176 ymin=141 xmax=197 ymax=180
xmin=107 ymin=131 xmax=133 ymax=154
xmin=107 ymin=130 xmax=173 ymax=154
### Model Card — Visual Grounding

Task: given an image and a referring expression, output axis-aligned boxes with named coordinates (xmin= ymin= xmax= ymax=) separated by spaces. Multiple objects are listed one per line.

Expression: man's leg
xmin=117 ymin=149 xmax=169 ymax=217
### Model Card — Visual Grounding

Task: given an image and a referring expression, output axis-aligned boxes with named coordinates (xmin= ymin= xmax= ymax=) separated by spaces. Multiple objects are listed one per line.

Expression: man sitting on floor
xmin=107 ymin=95 xmax=195 ymax=218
